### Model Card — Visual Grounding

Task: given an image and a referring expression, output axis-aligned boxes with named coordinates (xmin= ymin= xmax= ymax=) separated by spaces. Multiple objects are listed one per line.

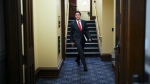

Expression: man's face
xmin=75 ymin=13 xmax=81 ymax=20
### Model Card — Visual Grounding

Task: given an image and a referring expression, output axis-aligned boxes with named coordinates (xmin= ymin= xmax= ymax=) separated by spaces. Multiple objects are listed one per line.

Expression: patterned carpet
xmin=36 ymin=57 xmax=115 ymax=84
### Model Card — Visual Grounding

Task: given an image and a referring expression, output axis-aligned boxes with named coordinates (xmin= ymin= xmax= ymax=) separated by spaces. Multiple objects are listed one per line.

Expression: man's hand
xmin=89 ymin=39 xmax=92 ymax=42
xmin=71 ymin=42 xmax=74 ymax=47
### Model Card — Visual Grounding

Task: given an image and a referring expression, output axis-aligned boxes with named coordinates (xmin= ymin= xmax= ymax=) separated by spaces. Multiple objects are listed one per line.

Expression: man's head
xmin=75 ymin=11 xmax=81 ymax=20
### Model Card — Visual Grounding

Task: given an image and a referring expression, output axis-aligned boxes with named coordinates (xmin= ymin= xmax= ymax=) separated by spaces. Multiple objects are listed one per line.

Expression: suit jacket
xmin=70 ymin=20 xmax=91 ymax=43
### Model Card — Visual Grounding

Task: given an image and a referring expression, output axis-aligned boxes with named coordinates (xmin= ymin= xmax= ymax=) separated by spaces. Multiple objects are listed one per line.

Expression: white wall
xmin=102 ymin=0 xmax=114 ymax=53
xmin=56 ymin=0 xmax=62 ymax=65
xmin=96 ymin=0 xmax=114 ymax=54
xmin=33 ymin=0 xmax=38 ymax=70
xmin=80 ymin=11 xmax=90 ymax=20
xmin=111 ymin=0 xmax=116 ymax=59
xmin=77 ymin=0 xmax=90 ymax=20
xmin=36 ymin=0 xmax=58 ymax=67
xmin=92 ymin=0 xmax=96 ymax=16
xmin=77 ymin=0 xmax=90 ymax=11
xmin=113 ymin=0 xmax=116 ymax=49
xmin=33 ymin=0 xmax=65 ymax=69
xmin=96 ymin=0 xmax=102 ymax=34
xmin=65 ymin=0 xmax=69 ymax=26
xmin=33 ymin=0 xmax=63 ymax=69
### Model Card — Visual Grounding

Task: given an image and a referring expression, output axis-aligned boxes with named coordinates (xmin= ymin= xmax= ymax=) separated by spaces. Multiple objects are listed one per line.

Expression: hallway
xmin=36 ymin=57 xmax=114 ymax=84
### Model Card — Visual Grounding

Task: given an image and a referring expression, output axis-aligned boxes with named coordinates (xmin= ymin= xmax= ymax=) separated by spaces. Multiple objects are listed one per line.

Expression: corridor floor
xmin=36 ymin=57 xmax=115 ymax=84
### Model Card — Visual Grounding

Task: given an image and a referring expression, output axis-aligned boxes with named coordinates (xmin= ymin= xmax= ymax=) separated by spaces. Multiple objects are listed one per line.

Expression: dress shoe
xmin=75 ymin=60 xmax=80 ymax=66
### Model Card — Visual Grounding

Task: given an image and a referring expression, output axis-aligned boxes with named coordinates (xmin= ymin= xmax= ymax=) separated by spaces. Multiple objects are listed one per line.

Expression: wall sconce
xmin=82 ymin=0 xmax=88 ymax=6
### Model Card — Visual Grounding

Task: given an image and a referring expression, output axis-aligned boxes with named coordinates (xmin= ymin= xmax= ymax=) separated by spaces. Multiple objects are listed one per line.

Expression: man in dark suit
xmin=70 ymin=11 xmax=92 ymax=71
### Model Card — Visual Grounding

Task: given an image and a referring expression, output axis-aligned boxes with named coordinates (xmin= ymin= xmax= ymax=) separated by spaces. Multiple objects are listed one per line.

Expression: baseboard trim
xmin=35 ymin=59 xmax=64 ymax=82
xmin=100 ymin=53 xmax=111 ymax=61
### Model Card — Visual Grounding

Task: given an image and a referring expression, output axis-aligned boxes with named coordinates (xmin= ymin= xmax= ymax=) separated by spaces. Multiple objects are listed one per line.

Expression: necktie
xmin=78 ymin=21 xmax=82 ymax=31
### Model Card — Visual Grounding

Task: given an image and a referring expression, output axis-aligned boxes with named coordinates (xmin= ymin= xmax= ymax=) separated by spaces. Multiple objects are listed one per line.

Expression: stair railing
xmin=93 ymin=2 xmax=102 ymax=54
xmin=65 ymin=2 xmax=70 ymax=52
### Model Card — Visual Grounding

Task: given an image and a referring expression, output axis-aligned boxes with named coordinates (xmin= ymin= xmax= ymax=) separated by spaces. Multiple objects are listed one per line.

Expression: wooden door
xmin=23 ymin=0 xmax=35 ymax=84
xmin=4 ymin=0 xmax=23 ymax=84
xmin=120 ymin=0 xmax=145 ymax=83
xmin=90 ymin=0 xmax=96 ymax=20
xmin=69 ymin=0 xmax=77 ymax=20
xmin=61 ymin=0 xmax=66 ymax=60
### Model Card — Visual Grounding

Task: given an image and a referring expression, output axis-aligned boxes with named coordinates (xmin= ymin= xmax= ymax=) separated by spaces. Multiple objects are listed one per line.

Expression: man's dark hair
xmin=75 ymin=11 xmax=81 ymax=15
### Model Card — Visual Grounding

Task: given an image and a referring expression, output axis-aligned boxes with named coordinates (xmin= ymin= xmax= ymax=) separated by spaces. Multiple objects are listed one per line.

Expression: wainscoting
xmin=101 ymin=53 xmax=111 ymax=61
xmin=35 ymin=59 xmax=64 ymax=82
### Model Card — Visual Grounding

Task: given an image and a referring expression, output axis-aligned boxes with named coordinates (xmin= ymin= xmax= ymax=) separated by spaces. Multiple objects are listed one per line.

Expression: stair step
xmin=67 ymin=38 xmax=97 ymax=40
xmin=66 ymin=52 xmax=100 ymax=54
xmin=66 ymin=47 xmax=98 ymax=49
xmin=68 ymin=27 xmax=96 ymax=31
xmin=67 ymin=34 xmax=97 ymax=38
xmin=66 ymin=40 xmax=98 ymax=43
xmin=86 ymin=20 xmax=95 ymax=23
xmin=67 ymin=38 xmax=98 ymax=43
xmin=66 ymin=47 xmax=99 ymax=52
xmin=87 ymin=27 xmax=96 ymax=29
xmin=66 ymin=43 xmax=98 ymax=47
xmin=67 ymin=34 xmax=97 ymax=36
xmin=66 ymin=52 xmax=100 ymax=57
xmin=67 ymin=43 xmax=98 ymax=44
xmin=67 ymin=30 xmax=97 ymax=34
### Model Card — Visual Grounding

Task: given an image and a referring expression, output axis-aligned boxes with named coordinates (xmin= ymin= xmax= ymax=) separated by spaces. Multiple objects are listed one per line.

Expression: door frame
xmin=23 ymin=0 xmax=35 ymax=84
xmin=119 ymin=0 xmax=145 ymax=83
xmin=61 ymin=0 xmax=65 ymax=60
xmin=90 ymin=0 xmax=96 ymax=20
xmin=3 ymin=0 xmax=23 ymax=84
xmin=3 ymin=0 xmax=66 ymax=83
xmin=69 ymin=0 xmax=77 ymax=20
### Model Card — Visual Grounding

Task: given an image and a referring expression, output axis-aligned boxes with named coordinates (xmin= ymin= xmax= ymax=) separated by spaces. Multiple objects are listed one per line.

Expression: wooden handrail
xmin=93 ymin=2 xmax=102 ymax=54
xmin=65 ymin=2 xmax=69 ymax=38
xmin=94 ymin=2 xmax=102 ymax=37
xmin=65 ymin=2 xmax=70 ymax=52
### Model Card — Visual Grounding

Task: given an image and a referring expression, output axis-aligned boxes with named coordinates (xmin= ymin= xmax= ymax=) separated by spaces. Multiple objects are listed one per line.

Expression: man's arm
xmin=84 ymin=21 xmax=92 ymax=40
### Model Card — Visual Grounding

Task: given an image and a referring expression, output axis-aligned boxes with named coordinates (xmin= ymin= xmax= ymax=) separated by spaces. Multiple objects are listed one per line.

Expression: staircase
xmin=66 ymin=20 xmax=100 ymax=57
